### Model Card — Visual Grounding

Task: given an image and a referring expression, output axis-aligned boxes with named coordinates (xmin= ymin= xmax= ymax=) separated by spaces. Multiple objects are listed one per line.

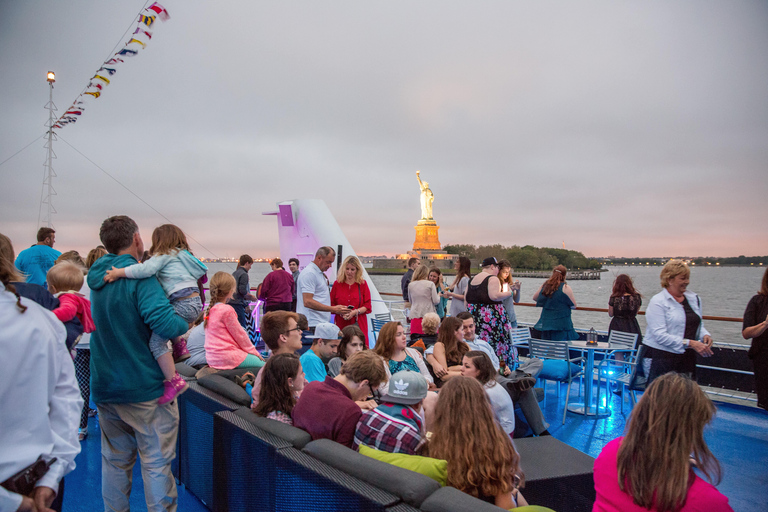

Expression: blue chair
xmin=528 ymin=339 xmax=584 ymax=424
xmin=595 ymin=331 xmax=641 ymax=412
xmin=370 ymin=314 xmax=391 ymax=344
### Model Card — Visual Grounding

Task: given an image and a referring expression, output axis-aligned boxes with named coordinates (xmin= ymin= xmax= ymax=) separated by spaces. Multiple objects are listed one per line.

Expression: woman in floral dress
xmin=465 ymin=257 xmax=516 ymax=367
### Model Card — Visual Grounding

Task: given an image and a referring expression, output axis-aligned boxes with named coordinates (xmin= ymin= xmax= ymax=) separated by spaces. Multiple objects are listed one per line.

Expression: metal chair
xmin=370 ymin=313 xmax=391 ymax=344
xmin=528 ymin=339 xmax=584 ymax=424
xmin=595 ymin=331 xmax=639 ymax=413
xmin=511 ymin=326 xmax=532 ymax=348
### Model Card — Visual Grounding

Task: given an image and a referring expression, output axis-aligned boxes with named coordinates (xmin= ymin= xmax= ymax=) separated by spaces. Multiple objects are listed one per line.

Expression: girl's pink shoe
xmin=159 ymin=372 xmax=188 ymax=405
xmin=172 ymin=338 xmax=190 ymax=363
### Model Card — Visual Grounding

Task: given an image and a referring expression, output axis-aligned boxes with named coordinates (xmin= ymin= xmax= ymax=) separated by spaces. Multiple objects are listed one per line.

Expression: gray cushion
xmin=175 ymin=362 xmax=197 ymax=378
xmin=303 ymin=438 xmax=440 ymax=508
xmin=196 ymin=374 xmax=251 ymax=407
xmin=232 ymin=407 xmax=312 ymax=449
xmin=420 ymin=486 xmax=508 ymax=512
xmin=215 ymin=367 xmax=262 ymax=381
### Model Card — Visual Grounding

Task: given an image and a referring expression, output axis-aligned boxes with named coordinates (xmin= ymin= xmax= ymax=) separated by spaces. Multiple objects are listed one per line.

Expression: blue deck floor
xmin=63 ymin=384 xmax=768 ymax=511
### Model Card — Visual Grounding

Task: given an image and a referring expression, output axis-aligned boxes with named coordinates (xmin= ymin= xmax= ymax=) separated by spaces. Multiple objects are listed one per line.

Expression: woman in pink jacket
xmin=204 ymin=272 xmax=265 ymax=370
xmin=593 ymin=372 xmax=732 ymax=512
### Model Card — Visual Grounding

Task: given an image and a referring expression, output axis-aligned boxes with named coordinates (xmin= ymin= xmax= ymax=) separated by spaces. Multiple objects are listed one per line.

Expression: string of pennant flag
xmin=54 ymin=2 xmax=170 ymax=130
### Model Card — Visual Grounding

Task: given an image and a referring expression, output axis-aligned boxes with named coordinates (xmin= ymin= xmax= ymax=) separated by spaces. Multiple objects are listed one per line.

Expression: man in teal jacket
xmin=87 ymin=215 xmax=188 ymax=512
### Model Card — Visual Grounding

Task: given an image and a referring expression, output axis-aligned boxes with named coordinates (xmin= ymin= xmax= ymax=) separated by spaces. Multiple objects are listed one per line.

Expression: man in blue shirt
xmin=300 ymin=322 xmax=341 ymax=382
xmin=15 ymin=227 xmax=61 ymax=288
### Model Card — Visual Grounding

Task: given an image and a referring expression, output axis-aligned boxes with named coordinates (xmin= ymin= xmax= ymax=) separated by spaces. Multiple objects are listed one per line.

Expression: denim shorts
xmin=148 ymin=289 xmax=202 ymax=359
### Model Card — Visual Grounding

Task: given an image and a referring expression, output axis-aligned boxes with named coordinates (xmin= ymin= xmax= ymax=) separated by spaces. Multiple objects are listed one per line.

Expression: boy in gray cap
xmin=353 ymin=371 xmax=428 ymax=455
xmin=299 ymin=322 xmax=341 ymax=383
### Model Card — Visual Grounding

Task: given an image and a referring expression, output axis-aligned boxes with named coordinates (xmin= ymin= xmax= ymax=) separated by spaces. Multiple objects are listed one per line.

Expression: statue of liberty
xmin=416 ymin=170 xmax=434 ymax=220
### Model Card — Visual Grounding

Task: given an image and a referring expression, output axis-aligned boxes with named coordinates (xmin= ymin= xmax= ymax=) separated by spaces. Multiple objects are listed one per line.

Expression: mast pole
xmin=43 ymin=71 xmax=57 ymax=228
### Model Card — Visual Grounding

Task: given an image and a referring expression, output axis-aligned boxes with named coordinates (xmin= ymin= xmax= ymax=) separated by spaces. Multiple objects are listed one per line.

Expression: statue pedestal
xmin=413 ymin=220 xmax=442 ymax=251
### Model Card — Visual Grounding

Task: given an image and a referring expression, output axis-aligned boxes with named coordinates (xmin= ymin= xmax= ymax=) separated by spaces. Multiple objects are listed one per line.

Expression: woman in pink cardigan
xmin=593 ymin=372 xmax=732 ymax=512
xmin=204 ymin=272 xmax=265 ymax=369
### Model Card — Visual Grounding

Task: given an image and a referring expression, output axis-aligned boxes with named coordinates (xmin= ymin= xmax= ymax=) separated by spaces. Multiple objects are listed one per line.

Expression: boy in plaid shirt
xmin=354 ymin=371 xmax=428 ymax=455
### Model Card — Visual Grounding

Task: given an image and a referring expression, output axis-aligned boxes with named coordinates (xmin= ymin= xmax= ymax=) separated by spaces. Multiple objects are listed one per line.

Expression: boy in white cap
xmin=353 ymin=370 xmax=428 ymax=455
xmin=299 ymin=322 xmax=341 ymax=383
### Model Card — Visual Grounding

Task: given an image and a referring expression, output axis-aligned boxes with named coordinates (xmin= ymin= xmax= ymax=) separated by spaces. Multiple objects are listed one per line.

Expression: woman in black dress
xmin=742 ymin=268 xmax=768 ymax=411
xmin=608 ymin=274 xmax=642 ymax=343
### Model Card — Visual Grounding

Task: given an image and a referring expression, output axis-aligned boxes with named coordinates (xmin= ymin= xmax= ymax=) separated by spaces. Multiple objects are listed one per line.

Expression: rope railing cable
xmin=0 ymin=133 xmax=46 ymax=170
xmin=58 ymin=135 xmax=224 ymax=262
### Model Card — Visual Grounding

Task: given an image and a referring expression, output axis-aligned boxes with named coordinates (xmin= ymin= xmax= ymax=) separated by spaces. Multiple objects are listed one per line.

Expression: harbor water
xmin=204 ymin=263 xmax=764 ymax=346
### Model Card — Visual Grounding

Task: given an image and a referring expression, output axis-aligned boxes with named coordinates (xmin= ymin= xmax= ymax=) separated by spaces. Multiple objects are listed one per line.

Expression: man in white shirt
xmin=0 ymin=281 xmax=82 ymax=512
xmin=296 ymin=247 xmax=348 ymax=331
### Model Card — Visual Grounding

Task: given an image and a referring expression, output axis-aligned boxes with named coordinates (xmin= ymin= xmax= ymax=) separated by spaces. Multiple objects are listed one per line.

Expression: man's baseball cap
xmin=382 ymin=371 xmax=428 ymax=405
xmin=308 ymin=322 xmax=342 ymax=340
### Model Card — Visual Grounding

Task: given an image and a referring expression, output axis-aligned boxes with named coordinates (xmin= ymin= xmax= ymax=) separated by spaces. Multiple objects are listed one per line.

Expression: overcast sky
xmin=1 ymin=1 xmax=767 ymax=260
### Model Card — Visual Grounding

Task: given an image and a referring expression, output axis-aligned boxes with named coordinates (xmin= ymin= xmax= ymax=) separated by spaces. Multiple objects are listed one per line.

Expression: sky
xmin=1 ymin=1 xmax=767 ymax=261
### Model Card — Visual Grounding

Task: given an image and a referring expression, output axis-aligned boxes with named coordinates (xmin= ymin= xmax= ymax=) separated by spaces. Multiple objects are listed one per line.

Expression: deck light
xmin=47 ymin=71 xmax=56 ymax=83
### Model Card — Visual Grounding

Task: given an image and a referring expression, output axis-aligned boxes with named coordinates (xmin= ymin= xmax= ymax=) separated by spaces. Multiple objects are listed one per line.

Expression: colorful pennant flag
xmin=133 ymin=27 xmax=153 ymax=39
xmin=54 ymin=3 xmax=170 ymax=130
xmin=147 ymin=2 xmax=170 ymax=21
xmin=139 ymin=14 xmax=156 ymax=27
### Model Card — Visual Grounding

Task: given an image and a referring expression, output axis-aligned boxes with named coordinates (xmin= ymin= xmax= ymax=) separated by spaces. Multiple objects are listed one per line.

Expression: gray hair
xmin=315 ymin=246 xmax=335 ymax=258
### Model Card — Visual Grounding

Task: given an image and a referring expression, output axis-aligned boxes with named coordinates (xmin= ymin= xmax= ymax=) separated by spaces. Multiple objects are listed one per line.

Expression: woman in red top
xmin=330 ymin=256 xmax=372 ymax=346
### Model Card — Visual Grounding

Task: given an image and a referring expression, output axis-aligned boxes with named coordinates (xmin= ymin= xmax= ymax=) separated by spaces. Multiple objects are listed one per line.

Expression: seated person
xmin=425 ymin=316 xmax=469 ymax=386
xmin=183 ymin=314 xmax=207 ymax=369
xmin=424 ymin=377 xmax=527 ymax=509
xmin=253 ymin=353 xmax=305 ymax=425
xmin=373 ymin=321 xmax=434 ymax=390
xmin=249 ymin=310 xmax=303 ymax=409
xmin=293 ymin=350 xmax=386 ymax=449
xmin=299 ymin=322 xmax=341 ymax=383
xmin=327 ymin=324 xmax=368 ymax=378
xmin=453 ymin=311 xmax=550 ymax=436
xmin=204 ymin=272 xmax=265 ymax=370
xmin=409 ymin=312 xmax=439 ymax=348
xmin=354 ymin=370 xmax=428 ymax=455
xmin=461 ymin=351 xmax=515 ymax=437
xmin=593 ymin=372 xmax=733 ymax=511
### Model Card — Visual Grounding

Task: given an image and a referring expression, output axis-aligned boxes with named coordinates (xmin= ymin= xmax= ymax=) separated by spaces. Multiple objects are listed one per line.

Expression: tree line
xmin=599 ymin=255 xmax=768 ymax=266
xmin=443 ymin=244 xmax=602 ymax=270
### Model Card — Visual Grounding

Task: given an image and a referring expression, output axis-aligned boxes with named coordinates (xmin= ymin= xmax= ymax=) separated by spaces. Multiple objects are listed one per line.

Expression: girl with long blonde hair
xmin=426 ymin=377 xmax=526 ymax=508
xmin=330 ymin=255 xmax=372 ymax=346
xmin=204 ymin=271 xmax=265 ymax=371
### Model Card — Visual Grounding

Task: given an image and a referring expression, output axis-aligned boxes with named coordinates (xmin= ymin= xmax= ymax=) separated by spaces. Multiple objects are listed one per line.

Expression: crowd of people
xmin=4 ymin=220 xmax=765 ymax=511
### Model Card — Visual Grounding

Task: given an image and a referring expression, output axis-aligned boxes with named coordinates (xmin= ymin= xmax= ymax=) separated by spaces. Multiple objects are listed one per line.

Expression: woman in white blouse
xmin=642 ymin=259 xmax=714 ymax=385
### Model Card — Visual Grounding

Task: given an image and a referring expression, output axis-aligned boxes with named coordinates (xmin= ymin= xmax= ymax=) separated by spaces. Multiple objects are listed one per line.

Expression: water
xmin=203 ymin=262 xmax=765 ymax=346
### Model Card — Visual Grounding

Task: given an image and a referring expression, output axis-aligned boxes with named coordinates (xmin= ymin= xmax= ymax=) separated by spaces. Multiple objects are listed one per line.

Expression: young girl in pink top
xmin=204 ymin=272 xmax=265 ymax=370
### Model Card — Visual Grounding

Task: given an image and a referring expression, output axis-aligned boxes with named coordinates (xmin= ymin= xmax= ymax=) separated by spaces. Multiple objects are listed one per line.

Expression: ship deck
xmin=62 ymin=383 xmax=768 ymax=511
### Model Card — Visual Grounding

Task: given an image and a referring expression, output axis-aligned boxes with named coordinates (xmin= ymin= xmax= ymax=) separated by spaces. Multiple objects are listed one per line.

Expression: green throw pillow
xmin=358 ymin=445 xmax=448 ymax=486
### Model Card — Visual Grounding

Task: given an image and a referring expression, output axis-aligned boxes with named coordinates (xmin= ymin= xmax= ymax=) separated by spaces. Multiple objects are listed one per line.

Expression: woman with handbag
xmin=330 ymin=256 xmax=372 ymax=346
